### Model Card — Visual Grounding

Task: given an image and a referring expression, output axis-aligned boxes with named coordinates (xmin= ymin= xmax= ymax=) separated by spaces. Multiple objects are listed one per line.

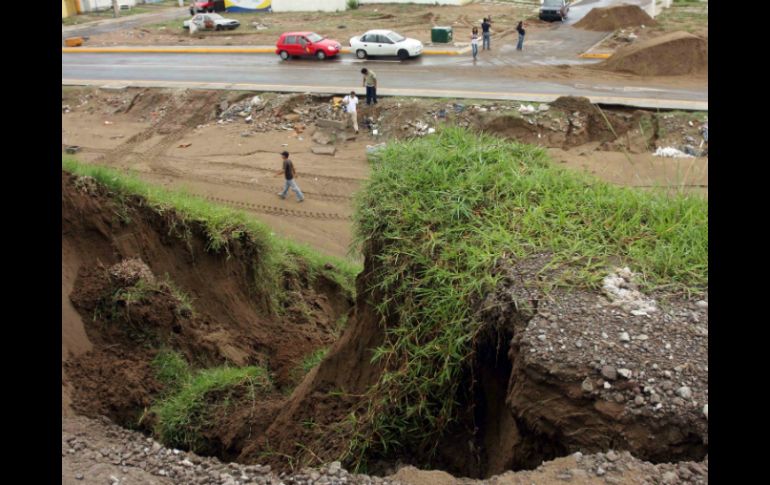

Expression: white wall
xmin=359 ymin=0 xmax=474 ymax=5
xmin=272 ymin=0 xmax=348 ymax=12
xmin=81 ymin=0 xmax=137 ymax=11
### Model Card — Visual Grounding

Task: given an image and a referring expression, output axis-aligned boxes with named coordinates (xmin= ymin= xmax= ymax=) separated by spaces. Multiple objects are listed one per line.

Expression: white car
xmin=349 ymin=30 xmax=423 ymax=60
xmin=183 ymin=13 xmax=240 ymax=31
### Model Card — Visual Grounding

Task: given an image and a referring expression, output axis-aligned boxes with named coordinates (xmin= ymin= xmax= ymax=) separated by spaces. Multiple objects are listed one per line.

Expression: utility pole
xmin=112 ymin=0 xmax=120 ymax=18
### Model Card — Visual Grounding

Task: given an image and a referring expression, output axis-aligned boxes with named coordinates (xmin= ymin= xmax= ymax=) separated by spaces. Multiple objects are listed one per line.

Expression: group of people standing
xmin=275 ymin=68 xmax=378 ymax=203
xmin=471 ymin=17 xmax=527 ymax=60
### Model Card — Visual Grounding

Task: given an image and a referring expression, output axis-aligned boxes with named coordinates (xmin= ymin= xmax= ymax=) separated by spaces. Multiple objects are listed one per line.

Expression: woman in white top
xmin=342 ymin=91 xmax=359 ymax=134
xmin=470 ymin=27 xmax=479 ymax=60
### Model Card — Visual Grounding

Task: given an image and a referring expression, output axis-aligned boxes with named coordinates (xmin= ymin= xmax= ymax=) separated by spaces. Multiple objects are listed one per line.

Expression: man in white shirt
xmin=342 ymin=91 xmax=359 ymax=134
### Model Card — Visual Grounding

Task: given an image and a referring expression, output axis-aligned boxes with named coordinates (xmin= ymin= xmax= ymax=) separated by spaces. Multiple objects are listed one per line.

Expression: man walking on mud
xmin=275 ymin=151 xmax=304 ymax=202
xmin=361 ymin=68 xmax=377 ymax=105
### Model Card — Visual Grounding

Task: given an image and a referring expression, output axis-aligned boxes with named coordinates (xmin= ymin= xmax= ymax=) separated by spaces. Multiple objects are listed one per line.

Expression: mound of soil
xmin=598 ymin=31 xmax=708 ymax=76
xmin=575 ymin=4 xmax=656 ymax=31
xmin=481 ymin=97 xmax=658 ymax=151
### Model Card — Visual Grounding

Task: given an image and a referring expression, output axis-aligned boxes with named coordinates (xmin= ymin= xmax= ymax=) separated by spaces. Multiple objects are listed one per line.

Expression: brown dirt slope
xmin=62 ymin=170 xmax=353 ymax=439
xmin=575 ymin=5 xmax=656 ymax=31
xmin=598 ymin=31 xmax=708 ymax=76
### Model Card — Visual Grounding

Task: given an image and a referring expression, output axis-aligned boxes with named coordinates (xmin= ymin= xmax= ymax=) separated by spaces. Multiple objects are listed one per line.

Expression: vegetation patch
xmin=348 ymin=127 xmax=707 ymax=467
xmin=150 ymin=351 xmax=272 ymax=453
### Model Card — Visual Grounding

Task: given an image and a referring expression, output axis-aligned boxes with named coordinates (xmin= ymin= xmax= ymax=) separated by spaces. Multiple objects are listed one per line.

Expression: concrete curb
xmin=62 ymin=45 xmax=468 ymax=56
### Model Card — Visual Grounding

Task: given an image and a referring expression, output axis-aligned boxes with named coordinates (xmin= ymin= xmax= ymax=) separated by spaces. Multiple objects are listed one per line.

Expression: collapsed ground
xmin=62 ymin=124 xmax=707 ymax=483
xmin=62 ymin=86 xmax=708 ymax=260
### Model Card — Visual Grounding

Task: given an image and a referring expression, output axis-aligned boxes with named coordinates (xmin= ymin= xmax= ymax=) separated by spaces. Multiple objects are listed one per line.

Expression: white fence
xmin=271 ymin=0 xmax=348 ymax=12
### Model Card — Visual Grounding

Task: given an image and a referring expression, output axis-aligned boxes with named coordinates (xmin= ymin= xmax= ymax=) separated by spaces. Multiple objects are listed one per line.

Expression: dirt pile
xmin=481 ymin=96 xmax=660 ymax=152
xmin=575 ymin=4 xmax=656 ymax=31
xmin=598 ymin=31 xmax=708 ymax=76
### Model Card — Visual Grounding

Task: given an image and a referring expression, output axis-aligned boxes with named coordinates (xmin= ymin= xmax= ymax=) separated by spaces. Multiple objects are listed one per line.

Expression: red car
xmin=190 ymin=1 xmax=215 ymax=15
xmin=276 ymin=32 xmax=342 ymax=60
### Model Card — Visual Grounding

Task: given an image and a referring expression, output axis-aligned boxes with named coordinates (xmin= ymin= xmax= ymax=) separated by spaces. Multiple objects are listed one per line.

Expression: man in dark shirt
xmin=275 ymin=151 xmax=304 ymax=202
xmin=481 ymin=17 xmax=491 ymax=51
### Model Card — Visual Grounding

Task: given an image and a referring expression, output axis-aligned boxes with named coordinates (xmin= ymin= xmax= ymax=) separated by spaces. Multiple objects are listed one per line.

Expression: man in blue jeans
xmin=275 ymin=151 xmax=304 ymax=202
xmin=481 ymin=17 xmax=491 ymax=50
xmin=361 ymin=68 xmax=377 ymax=105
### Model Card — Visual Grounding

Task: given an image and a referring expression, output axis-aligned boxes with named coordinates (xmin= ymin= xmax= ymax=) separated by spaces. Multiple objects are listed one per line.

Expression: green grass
xmin=62 ymin=158 xmax=359 ymax=309
xmin=151 ymin=361 xmax=271 ymax=452
xmin=152 ymin=349 xmax=192 ymax=394
xmin=347 ymin=126 xmax=707 ymax=468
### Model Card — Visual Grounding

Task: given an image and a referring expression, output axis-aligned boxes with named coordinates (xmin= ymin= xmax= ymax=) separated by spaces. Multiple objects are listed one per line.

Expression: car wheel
xmin=189 ymin=8 xmax=194 ymax=15
xmin=356 ymin=49 xmax=367 ymax=59
xmin=397 ymin=49 xmax=409 ymax=61
xmin=279 ymin=50 xmax=289 ymax=60
xmin=215 ymin=25 xmax=223 ymax=31
xmin=316 ymin=50 xmax=327 ymax=60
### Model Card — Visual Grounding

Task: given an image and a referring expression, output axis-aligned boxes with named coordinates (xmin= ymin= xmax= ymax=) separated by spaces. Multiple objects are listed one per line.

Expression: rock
xmin=676 ymin=386 xmax=692 ymax=399
xmin=634 ymin=395 xmax=645 ymax=405
xmin=601 ymin=365 xmax=618 ymax=380
xmin=537 ymin=334 xmax=547 ymax=342
xmin=695 ymin=300 xmax=708 ymax=309
xmin=312 ymin=130 xmax=334 ymax=145
xmin=329 ymin=461 xmax=342 ymax=475
xmin=75 ymin=474 xmax=84 ymax=480
xmin=312 ymin=145 xmax=337 ymax=156
xmin=661 ymin=471 xmax=678 ymax=484
xmin=316 ymin=119 xmax=347 ymax=130
xmin=617 ymin=368 xmax=632 ymax=379
xmin=596 ymin=467 xmax=606 ymax=476
xmin=284 ymin=113 xmax=301 ymax=121
xmin=603 ymin=381 xmax=612 ymax=389
xmin=581 ymin=377 xmax=594 ymax=392
xmin=619 ymin=332 xmax=631 ymax=343
xmin=606 ymin=450 xmax=619 ymax=462
xmin=573 ymin=452 xmax=583 ymax=462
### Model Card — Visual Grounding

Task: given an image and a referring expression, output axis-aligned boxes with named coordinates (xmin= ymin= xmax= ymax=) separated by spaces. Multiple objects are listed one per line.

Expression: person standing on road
xmin=481 ymin=17 xmax=492 ymax=51
xmin=342 ymin=91 xmax=360 ymax=134
xmin=516 ymin=21 xmax=526 ymax=51
xmin=361 ymin=68 xmax=377 ymax=105
xmin=470 ymin=27 xmax=479 ymax=60
xmin=275 ymin=151 xmax=304 ymax=202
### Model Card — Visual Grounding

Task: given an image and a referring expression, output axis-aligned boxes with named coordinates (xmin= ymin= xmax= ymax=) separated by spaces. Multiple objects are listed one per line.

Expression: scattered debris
xmin=653 ymin=146 xmax=695 ymax=159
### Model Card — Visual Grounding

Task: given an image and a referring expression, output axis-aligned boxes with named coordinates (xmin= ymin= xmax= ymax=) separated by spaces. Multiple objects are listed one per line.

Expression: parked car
xmin=349 ymin=30 xmax=423 ymax=60
xmin=189 ymin=1 xmax=215 ymax=15
xmin=539 ymin=0 xmax=569 ymax=22
xmin=275 ymin=32 xmax=342 ymax=60
xmin=183 ymin=13 xmax=240 ymax=31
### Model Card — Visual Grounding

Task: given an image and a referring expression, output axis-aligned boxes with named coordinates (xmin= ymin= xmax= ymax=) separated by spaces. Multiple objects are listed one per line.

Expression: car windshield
xmin=307 ymin=33 xmax=323 ymax=42
xmin=208 ymin=14 xmax=223 ymax=19
xmin=543 ymin=0 xmax=562 ymax=6
xmin=387 ymin=32 xmax=405 ymax=43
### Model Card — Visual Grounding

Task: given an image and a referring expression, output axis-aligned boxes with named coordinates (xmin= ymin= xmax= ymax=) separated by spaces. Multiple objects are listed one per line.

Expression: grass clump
xmin=348 ymin=126 xmax=707 ymax=467
xmin=151 ymin=361 xmax=271 ymax=452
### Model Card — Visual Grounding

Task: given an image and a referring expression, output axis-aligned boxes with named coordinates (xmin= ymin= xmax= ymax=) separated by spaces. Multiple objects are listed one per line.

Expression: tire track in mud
xmin=204 ymin=196 xmax=351 ymax=221
xmin=94 ymin=91 xmax=220 ymax=169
